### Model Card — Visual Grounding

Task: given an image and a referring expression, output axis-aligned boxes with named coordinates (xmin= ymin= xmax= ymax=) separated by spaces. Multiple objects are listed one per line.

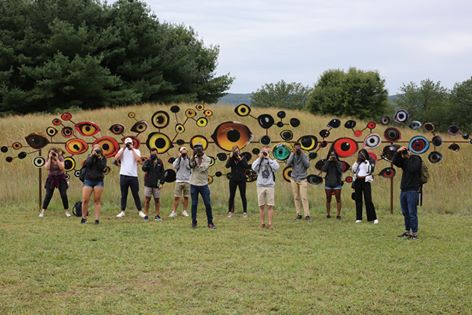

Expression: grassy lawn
xmin=0 ymin=205 xmax=471 ymax=314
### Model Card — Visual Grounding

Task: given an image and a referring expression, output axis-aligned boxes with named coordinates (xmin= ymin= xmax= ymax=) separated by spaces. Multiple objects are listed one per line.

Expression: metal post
xmin=390 ymin=162 xmax=394 ymax=214
xmin=38 ymin=149 xmax=42 ymax=210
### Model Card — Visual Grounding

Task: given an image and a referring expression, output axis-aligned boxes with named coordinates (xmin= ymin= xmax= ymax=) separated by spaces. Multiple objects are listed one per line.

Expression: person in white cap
xmin=169 ymin=146 xmax=191 ymax=218
xmin=189 ymin=143 xmax=215 ymax=229
xmin=114 ymin=137 xmax=145 ymax=218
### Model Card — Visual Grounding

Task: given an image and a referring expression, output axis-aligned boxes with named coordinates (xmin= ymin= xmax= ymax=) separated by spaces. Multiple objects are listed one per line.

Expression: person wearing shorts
xmin=251 ymin=146 xmax=279 ymax=229
xmin=322 ymin=151 xmax=343 ymax=219
xmin=170 ymin=147 xmax=191 ymax=218
xmin=142 ymin=148 xmax=165 ymax=221
xmin=81 ymin=144 xmax=107 ymax=224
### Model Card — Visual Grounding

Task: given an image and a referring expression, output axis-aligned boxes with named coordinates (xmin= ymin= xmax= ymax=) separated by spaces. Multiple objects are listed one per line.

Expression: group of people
xmin=39 ymin=138 xmax=424 ymax=238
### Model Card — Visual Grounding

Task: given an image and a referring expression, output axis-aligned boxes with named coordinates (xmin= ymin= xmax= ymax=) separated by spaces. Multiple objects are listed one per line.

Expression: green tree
xmin=251 ymin=80 xmax=311 ymax=109
xmin=306 ymin=68 xmax=388 ymax=119
xmin=449 ymin=77 xmax=472 ymax=131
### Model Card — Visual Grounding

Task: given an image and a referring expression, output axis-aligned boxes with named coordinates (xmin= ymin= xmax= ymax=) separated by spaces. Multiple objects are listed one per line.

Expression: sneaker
xmin=80 ymin=218 xmax=87 ymax=224
xmin=355 ymin=220 xmax=362 ymax=223
xmin=266 ymin=224 xmax=273 ymax=230
xmin=243 ymin=212 xmax=248 ymax=218
xmin=169 ymin=211 xmax=177 ymax=218
xmin=95 ymin=219 xmax=99 ymax=225
xmin=227 ymin=212 xmax=233 ymax=218
xmin=326 ymin=214 xmax=331 ymax=219
xmin=336 ymin=215 xmax=341 ymax=220
xmin=181 ymin=210 xmax=189 ymax=217
xmin=138 ymin=211 xmax=146 ymax=218
xmin=397 ymin=231 xmax=411 ymax=238
xmin=192 ymin=221 xmax=197 ymax=229
xmin=305 ymin=216 xmax=311 ymax=220
xmin=64 ymin=210 xmax=71 ymax=217
xmin=116 ymin=211 xmax=125 ymax=218
xmin=373 ymin=219 xmax=379 ymax=224
xmin=259 ymin=223 xmax=266 ymax=228
xmin=295 ymin=214 xmax=302 ymax=220
xmin=155 ymin=215 xmax=162 ymax=222
xmin=409 ymin=233 xmax=418 ymax=240
xmin=144 ymin=215 xmax=149 ymax=221
xmin=39 ymin=210 xmax=45 ymax=218
xmin=208 ymin=223 xmax=216 ymax=230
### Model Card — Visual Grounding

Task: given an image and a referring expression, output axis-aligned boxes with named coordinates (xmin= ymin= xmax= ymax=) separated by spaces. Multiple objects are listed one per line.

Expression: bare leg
xmin=154 ymin=198 xmax=160 ymax=216
xmin=268 ymin=205 xmax=274 ymax=227
xmin=172 ymin=197 xmax=180 ymax=212
xmin=335 ymin=190 xmax=342 ymax=217
xmin=259 ymin=205 xmax=265 ymax=226
xmin=81 ymin=186 xmax=93 ymax=219
xmin=183 ymin=196 xmax=189 ymax=211
xmin=144 ymin=196 xmax=151 ymax=215
xmin=93 ymin=187 xmax=104 ymax=221
xmin=325 ymin=190 xmax=332 ymax=217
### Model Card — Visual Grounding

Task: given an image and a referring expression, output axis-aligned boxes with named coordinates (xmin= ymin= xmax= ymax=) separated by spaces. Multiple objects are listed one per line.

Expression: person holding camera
xmin=352 ymin=149 xmax=378 ymax=224
xmin=142 ymin=148 xmax=166 ymax=222
xmin=39 ymin=148 xmax=70 ymax=218
xmin=225 ymin=145 xmax=250 ymax=218
xmin=252 ymin=146 xmax=280 ymax=229
xmin=286 ymin=142 xmax=311 ymax=220
xmin=81 ymin=144 xmax=107 ymax=224
xmin=114 ymin=138 xmax=145 ymax=219
xmin=189 ymin=143 xmax=215 ymax=229
xmin=392 ymin=147 xmax=422 ymax=240
xmin=322 ymin=151 xmax=343 ymax=219
xmin=170 ymin=147 xmax=191 ymax=218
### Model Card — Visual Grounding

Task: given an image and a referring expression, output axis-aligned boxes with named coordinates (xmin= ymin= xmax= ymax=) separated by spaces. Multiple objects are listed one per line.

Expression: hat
xmin=193 ymin=142 xmax=203 ymax=148
xmin=179 ymin=146 xmax=187 ymax=153
xmin=125 ymin=137 xmax=133 ymax=144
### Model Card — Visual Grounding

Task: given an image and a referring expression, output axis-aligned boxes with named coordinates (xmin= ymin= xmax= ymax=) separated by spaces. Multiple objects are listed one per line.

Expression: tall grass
xmin=0 ymin=103 xmax=471 ymax=215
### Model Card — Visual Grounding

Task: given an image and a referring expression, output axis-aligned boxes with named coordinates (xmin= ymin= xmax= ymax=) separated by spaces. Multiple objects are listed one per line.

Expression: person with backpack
xmin=251 ymin=146 xmax=280 ymax=229
xmin=169 ymin=147 xmax=191 ymax=218
xmin=392 ymin=147 xmax=424 ymax=240
xmin=81 ymin=144 xmax=107 ymax=224
xmin=322 ymin=151 xmax=343 ymax=219
xmin=142 ymin=148 xmax=166 ymax=222
xmin=39 ymin=148 xmax=70 ymax=218
xmin=225 ymin=145 xmax=250 ymax=218
xmin=286 ymin=142 xmax=311 ymax=220
xmin=351 ymin=149 xmax=378 ymax=224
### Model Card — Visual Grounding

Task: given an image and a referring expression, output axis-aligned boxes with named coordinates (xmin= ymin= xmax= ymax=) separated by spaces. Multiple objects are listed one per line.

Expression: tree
xmin=0 ymin=0 xmax=233 ymax=114
xmin=449 ymin=77 xmax=472 ymax=131
xmin=250 ymin=80 xmax=311 ymax=109
xmin=306 ymin=68 xmax=388 ymax=119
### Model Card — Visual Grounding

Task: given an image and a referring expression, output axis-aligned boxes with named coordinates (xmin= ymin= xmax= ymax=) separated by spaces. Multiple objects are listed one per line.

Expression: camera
xmin=51 ymin=152 xmax=57 ymax=158
xmin=126 ymin=142 xmax=132 ymax=150
xmin=295 ymin=147 xmax=301 ymax=155
xmin=262 ymin=151 xmax=268 ymax=157
xmin=401 ymin=149 xmax=409 ymax=156
xmin=194 ymin=146 xmax=203 ymax=157
xmin=233 ymin=152 xmax=239 ymax=159
xmin=181 ymin=152 xmax=187 ymax=158
xmin=94 ymin=148 xmax=102 ymax=155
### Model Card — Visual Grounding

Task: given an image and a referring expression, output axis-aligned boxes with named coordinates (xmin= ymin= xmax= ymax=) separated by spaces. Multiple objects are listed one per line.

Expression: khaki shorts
xmin=144 ymin=186 xmax=160 ymax=198
xmin=257 ymin=187 xmax=275 ymax=206
xmin=174 ymin=182 xmax=190 ymax=197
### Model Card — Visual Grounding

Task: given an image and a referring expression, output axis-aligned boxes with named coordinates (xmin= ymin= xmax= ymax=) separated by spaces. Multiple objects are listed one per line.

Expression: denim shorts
xmin=325 ymin=185 xmax=342 ymax=190
xmin=84 ymin=178 xmax=104 ymax=188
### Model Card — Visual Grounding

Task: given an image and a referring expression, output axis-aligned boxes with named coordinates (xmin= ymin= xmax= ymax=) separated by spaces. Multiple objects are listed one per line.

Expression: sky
xmin=111 ymin=0 xmax=472 ymax=94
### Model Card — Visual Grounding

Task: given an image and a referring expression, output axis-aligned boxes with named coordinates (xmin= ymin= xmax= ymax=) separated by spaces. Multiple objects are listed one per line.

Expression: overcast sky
xmin=112 ymin=0 xmax=472 ymax=94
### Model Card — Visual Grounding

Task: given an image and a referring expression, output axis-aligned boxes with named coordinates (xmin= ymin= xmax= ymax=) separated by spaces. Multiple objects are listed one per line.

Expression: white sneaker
xmin=373 ymin=219 xmax=379 ymax=224
xmin=355 ymin=220 xmax=362 ymax=223
xmin=138 ymin=211 xmax=146 ymax=218
xmin=243 ymin=212 xmax=248 ymax=218
xmin=116 ymin=211 xmax=126 ymax=218
xmin=227 ymin=212 xmax=233 ymax=218
xmin=181 ymin=210 xmax=189 ymax=217
xmin=39 ymin=210 xmax=45 ymax=218
xmin=65 ymin=210 xmax=71 ymax=217
xmin=169 ymin=211 xmax=177 ymax=218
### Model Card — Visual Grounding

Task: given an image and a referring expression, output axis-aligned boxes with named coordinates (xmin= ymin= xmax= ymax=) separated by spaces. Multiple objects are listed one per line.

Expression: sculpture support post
xmin=390 ymin=162 xmax=394 ymax=214
xmin=38 ymin=149 xmax=42 ymax=210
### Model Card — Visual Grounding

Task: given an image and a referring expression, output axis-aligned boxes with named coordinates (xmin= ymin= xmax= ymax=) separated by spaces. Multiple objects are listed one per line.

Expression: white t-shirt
xmin=119 ymin=148 xmax=141 ymax=177
xmin=352 ymin=161 xmax=372 ymax=177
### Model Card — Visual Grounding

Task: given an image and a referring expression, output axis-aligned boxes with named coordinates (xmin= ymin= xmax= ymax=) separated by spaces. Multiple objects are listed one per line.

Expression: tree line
xmin=0 ymin=0 xmax=233 ymax=114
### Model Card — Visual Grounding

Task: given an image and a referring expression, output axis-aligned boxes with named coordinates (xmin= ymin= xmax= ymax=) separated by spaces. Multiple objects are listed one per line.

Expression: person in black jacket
xmin=81 ymin=144 xmax=107 ymax=224
xmin=142 ymin=148 xmax=166 ymax=222
xmin=322 ymin=151 xmax=343 ymax=219
xmin=225 ymin=145 xmax=250 ymax=217
xmin=392 ymin=146 xmax=422 ymax=240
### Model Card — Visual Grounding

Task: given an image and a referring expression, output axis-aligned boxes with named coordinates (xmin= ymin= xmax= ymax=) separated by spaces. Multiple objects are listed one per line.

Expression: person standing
xmin=286 ymin=142 xmax=311 ymax=220
xmin=81 ymin=144 xmax=107 ymax=224
xmin=114 ymin=137 xmax=145 ymax=219
xmin=392 ymin=147 xmax=422 ymax=240
xmin=170 ymin=147 xmax=191 ymax=218
xmin=252 ymin=146 xmax=280 ymax=229
xmin=225 ymin=145 xmax=249 ymax=218
xmin=352 ymin=149 xmax=378 ymax=224
xmin=322 ymin=151 xmax=343 ymax=219
xmin=39 ymin=148 xmax=70 ymax=218
xmin=142 ymin=148 xmax=166 ymax=222
xmin=189 ymin=143 xmax=215 ymax=229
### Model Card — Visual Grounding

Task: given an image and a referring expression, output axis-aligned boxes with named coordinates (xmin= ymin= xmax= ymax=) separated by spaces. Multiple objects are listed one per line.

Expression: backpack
xmin=72 ymin=201 xmax=83 ymax=217
xmin=419 ymin=157 xmax=429 ymax=184
xmin=79 ymin=165 xmax=87 ymax=182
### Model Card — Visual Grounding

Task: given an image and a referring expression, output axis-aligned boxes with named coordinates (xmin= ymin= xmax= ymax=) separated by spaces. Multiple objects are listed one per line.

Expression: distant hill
xmin=217 ymin=93 xmax=252 ymax=105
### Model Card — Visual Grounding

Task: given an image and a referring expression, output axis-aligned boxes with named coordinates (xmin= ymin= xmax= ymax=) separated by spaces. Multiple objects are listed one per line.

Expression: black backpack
xmin=72 ymin=201 xmax=83 ymax=217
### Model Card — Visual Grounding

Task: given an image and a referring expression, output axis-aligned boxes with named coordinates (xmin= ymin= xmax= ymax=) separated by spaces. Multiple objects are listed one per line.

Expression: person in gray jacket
xmin=169 ymin=146 xmax=191 ymax=218
xmin=286 ymin=142 xmax=311 ymax=220
xmin=251 ymin=146 xmax=280 ymax=229
xmin=322 ymin=151 xmax=343 ymax=219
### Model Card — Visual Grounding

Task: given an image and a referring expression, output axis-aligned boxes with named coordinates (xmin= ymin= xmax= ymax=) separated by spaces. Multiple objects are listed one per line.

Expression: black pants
xmin=42 ymin=181 xmax=69 ymax=210
xmin=120 ymin=175 xmax=142 ymax=211
xmin=354 ymin=179 xmax=377 ymax=221
xmin=228 ymin=180 xmax=247 ymax=213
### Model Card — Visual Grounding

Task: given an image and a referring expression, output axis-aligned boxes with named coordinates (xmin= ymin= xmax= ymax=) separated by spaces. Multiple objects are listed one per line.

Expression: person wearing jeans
xmin=286 ymin=142 xmax=311 ymax=220
xmin=392 ymin=146 xmax=422 ymax=240
xmin=225 ymin=145 xmax=249 ymax=218
xmin=189 ymin=143 xmax=215 ymax=229
xmin=352 ymin=149 xmax=378 ymax=224
xmin=114 ymin=137 xmax=144 ymax=219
